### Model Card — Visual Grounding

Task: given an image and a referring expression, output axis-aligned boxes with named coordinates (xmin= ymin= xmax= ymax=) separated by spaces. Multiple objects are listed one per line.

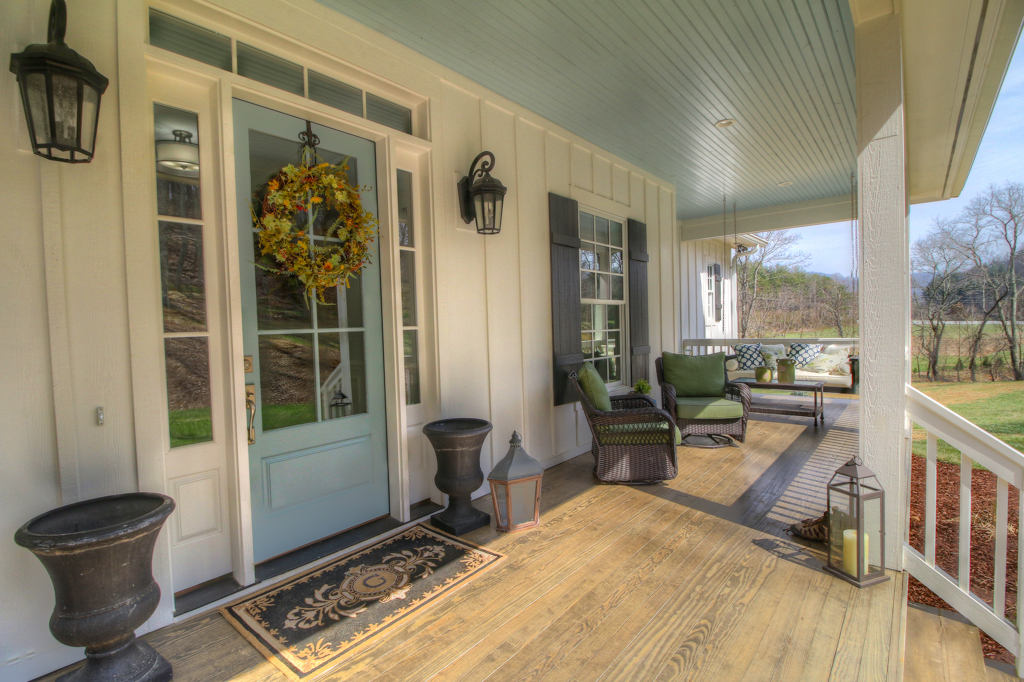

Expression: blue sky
xmin=790 ymin=43 xmax=1024 ymax=275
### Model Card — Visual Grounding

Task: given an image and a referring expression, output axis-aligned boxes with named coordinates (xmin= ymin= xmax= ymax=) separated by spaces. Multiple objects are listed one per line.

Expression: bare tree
xmin=912 ymin=228 xmax=970 ymax=380
xmin=955 ymin=183 xmax=1024 ymax=379
xmin=736 ymin=230 xmax=809 ymax=337
xmin=942 ymin=183 xmax=1024 ymax=378
xmin=820 ymin=278 xmax=855 ymax=337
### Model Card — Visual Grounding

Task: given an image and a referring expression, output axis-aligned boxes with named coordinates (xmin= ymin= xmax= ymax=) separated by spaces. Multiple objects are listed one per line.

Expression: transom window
xmin=579 ymin=210 xmax=626 ymax=385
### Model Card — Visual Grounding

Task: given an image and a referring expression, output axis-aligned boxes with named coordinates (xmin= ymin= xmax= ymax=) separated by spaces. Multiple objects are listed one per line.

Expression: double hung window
xmin=579 ymin=210 xmax=626 ymax=385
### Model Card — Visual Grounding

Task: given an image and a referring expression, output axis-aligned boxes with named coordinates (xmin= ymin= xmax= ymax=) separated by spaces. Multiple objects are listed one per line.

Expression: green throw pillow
xmin=662 ymin=352 xmax=726 ymax=398
xmin=577 ymin=361 xmax=612 ymax=411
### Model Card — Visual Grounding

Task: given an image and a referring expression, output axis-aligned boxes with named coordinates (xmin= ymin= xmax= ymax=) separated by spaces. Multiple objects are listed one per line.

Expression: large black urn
xmin=15 ymin=493 xmax=175 ymax=682
xmin=423 ymin=418 xmax=492 ymax=535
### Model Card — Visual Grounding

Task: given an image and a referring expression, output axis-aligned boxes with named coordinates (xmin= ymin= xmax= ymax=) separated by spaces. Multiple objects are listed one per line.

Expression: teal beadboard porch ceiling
xmin=319 ymin=0 xmax=855 ymax=220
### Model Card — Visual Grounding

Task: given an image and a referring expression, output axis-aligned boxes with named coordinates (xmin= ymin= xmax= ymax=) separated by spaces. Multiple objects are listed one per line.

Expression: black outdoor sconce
xmin=10 ymin=0 xmax=109 ymax=163
xmin=458 ymin=151 xmax=507 ymax=234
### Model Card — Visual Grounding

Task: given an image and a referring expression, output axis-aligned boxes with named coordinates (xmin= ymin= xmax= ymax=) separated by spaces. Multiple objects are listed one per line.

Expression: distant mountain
xmin=809 ymin=272 xmax=859 ymax=290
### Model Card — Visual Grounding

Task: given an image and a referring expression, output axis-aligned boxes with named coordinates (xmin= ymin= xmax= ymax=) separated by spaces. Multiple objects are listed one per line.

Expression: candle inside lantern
xmin=842 ymin=528 xmax=869 ymax=575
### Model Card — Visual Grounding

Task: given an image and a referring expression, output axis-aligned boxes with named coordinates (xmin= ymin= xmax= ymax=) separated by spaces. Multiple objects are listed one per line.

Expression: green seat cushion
xmin=675 ymin=397 xmax=743 ymax=420
xmin=662 ymin=352 xmax=726 ymax=398
xmin=596 ymin=422 xmax=682 ymax=446
xmin=576 ymin=361 xmax=612 ymax=411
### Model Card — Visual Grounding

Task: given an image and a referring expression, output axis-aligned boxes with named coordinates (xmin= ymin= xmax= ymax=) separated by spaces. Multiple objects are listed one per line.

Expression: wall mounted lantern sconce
xmin=458 ymin=151 xmax=506 ymax=235
xmin=9 ymin=0 xmax=109 ymax=163
xmin=156 ymin=130 xmax=200 ymax=178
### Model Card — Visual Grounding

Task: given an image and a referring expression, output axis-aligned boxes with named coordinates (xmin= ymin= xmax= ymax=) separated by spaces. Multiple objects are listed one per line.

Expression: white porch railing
xmin=904 ymin=384 xmax=1024 ymax=674
xmin=681 ymin=337 xmax=859 ymax=355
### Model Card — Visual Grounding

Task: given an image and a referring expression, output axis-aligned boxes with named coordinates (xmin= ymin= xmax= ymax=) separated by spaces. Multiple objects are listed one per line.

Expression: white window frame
xmin=579 ymin=206 xmax=629 ymax=388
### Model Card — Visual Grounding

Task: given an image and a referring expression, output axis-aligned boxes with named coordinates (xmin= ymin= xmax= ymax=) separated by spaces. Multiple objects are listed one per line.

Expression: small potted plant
xmin=633 ymin=378 xmax=652 ymax=396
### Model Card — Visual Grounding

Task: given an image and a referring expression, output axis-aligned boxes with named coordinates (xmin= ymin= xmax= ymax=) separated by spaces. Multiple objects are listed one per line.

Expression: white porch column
xmin=855 ymin=10 xmax=911 ymax=570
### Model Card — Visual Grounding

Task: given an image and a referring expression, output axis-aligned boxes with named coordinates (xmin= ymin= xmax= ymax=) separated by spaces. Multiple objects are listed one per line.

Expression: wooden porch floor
xmin=41 ymin=398 xmax=907 ymax=682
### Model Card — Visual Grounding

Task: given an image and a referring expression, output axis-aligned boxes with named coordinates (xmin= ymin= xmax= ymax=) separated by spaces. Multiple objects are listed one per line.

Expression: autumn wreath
xmin=252 ymin=157 xmax=377 ymax=302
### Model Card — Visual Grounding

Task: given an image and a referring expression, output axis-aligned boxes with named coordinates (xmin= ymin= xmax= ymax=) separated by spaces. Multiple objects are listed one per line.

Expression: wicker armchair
xmin=569 ymin=372 xmax=678 ymax=484
xmin=655 ymin=357 xmax=751 ymax=446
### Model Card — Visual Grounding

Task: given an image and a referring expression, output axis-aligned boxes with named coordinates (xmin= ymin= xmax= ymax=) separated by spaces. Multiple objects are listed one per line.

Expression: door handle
xmin=245 ymin=384 xmax=256 ymax=445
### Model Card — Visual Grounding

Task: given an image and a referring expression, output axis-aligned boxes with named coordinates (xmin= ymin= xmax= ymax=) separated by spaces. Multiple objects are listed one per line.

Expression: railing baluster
xmin=995 ymin=477 xmax=1009 ymax=620
xmin=1017 ymin=486 xmax=1024 ymax=676
xmin=926 ymin=433 xmax=937 ymax=565
xmin=960 ymin=454 xmax=973 ymax=592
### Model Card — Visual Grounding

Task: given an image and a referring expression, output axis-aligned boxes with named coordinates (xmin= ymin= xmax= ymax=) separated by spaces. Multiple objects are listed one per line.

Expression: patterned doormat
xmin=221 ymin=524 xmax=504 ymax=680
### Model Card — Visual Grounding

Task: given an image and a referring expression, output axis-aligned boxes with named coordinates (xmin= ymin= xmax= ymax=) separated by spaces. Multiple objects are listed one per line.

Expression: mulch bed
xmin=908 ymin=455 xmax=1020 ymax=665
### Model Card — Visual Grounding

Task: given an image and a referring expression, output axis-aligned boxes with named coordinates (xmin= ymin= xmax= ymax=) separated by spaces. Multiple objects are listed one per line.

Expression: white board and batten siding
xmin=0 ymin=1 xmax=677 ymax=679
xmin=437 ymin=81 xmax=679 ymax=483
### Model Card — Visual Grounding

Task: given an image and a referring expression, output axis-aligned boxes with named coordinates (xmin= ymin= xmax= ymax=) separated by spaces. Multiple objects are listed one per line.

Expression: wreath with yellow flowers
xmin=252 ymin=158 xmax=377 ymax=303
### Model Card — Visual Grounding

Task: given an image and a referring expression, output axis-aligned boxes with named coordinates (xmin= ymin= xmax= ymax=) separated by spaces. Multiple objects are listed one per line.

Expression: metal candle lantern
xmin=824 ymin=456 xmax=889 ymax=588
xmin=9 ymin=0 xmax=109 ymax=163
xmin=458 ymin=151 xmax=507 ymax=235
xmin=487 ymin=431 xmax=543 ymax=532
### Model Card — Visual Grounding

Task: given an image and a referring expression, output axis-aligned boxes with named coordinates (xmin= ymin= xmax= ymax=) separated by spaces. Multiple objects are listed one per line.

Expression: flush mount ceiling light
xmin=156 ymin=130 xmax=199 ymax=177
xmin=714 ymin=118 xmax=736 ymax=129
xmin=777 ymin=180 xmax=794 ymax=187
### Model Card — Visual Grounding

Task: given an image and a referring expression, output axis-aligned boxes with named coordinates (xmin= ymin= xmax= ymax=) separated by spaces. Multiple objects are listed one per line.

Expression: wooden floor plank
xmin=35 ymin=400 xmax=906 ymax=682
xmin=452 ymin=426 xmax=773 ymax=682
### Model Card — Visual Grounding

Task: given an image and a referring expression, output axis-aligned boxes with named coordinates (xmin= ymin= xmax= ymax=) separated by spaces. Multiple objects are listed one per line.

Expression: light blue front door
xmin=233 ymin=100 xmax=389 ymax=563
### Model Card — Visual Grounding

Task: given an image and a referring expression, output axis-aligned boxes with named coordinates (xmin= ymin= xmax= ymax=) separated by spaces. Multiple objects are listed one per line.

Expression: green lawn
xmin=910 ymin=381 xmax=1024 ymax=467
xmin=168 ymin=408 xmax=213 ymax=448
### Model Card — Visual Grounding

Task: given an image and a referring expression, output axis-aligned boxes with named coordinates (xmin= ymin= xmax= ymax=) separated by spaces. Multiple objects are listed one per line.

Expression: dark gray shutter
xmin=628 ymin=219 xmax=650 ymax=384
xmin=550 ymin=193 xmax=582 ymax=406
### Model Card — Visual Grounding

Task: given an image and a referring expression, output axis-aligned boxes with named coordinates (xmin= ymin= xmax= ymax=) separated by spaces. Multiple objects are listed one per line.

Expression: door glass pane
xmin=404 ymin=330 xmax=420 ymax=405
xmin=154 ymin=104 xmax=201 ymax=219
xmin=164 ymin=337 xmax=213 ymax=447
xmin=259 ymin=334 xmax=316 ymax=430
xmin=400 ymin=251 xmax=417 ymax=326
xmin=253 ymin=234 xmax=312 ymax=330
xmin=397 ymin=169 xmax=414 ymax=247
xmin=320 ymin=332 xmax=368 ymax=420
xmin=159 ymin=221 xmax=206 ymax=332
xmin=595 ymin=216 xmax=609 ymax=244
xmin=316 ymin=274 xmax=363 ymax=329
xmin=579 ymin=212 xmax=594 ymax=241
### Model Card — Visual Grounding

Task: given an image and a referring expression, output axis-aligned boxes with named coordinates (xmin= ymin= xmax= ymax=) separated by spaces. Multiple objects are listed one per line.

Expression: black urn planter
xmin=423 ymin=418 xmax=492 ymax=535
xmin=15 ymin=493 xmax=175 ymax=682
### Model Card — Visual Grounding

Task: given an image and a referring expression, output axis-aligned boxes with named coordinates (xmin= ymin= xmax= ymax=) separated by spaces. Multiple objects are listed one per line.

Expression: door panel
xmin=233 ymin=100 xmax=388 ymax=562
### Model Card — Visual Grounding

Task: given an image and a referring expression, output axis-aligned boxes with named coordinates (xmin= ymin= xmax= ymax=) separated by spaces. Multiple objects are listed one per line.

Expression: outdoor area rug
xmin=221 ymin=524 xmax=504 ymax=680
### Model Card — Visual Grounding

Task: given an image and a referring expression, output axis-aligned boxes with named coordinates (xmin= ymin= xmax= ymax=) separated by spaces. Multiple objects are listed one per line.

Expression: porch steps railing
xmin=681 ymin=337 xmax=858 ymax=355
xmin=903 ymin=383 xmax=1024 ymax=676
